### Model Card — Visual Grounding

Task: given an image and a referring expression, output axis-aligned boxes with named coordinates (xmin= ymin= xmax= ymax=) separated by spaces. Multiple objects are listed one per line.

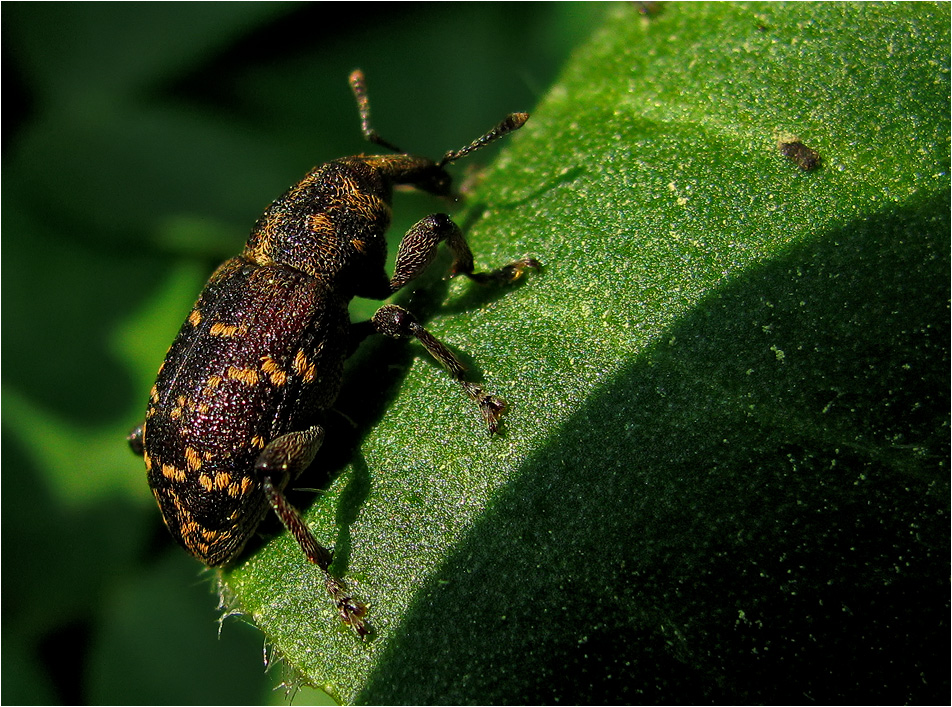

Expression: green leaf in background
xmin=3 ymin=2 xmax=947 ymax=705
xmin=222 ymin=3 xmax=950 ymax=704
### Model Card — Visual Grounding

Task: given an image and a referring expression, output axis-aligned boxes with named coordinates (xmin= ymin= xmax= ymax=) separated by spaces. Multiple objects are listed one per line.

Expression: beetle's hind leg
xmin=256 ymin=425 xmax=369 ymax=637
xmin=256 ymin=426 xmax=332 ymax=569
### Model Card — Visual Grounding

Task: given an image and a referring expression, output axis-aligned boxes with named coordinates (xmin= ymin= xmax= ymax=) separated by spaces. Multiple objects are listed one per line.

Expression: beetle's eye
xmin=431 ymin=171 xmax=452 ymax=196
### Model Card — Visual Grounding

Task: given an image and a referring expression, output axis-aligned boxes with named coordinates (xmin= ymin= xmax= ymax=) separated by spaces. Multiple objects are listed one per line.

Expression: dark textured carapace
xmin=128 ymin=70 xmax=538 ymax=637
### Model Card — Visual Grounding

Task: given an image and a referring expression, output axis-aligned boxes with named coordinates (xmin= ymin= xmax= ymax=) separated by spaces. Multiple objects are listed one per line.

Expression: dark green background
xmin=1 ymin=4 xmax=604 ymax=704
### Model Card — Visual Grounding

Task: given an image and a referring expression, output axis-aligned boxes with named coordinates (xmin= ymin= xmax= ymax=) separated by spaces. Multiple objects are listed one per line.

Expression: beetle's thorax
xmin=240 ymin=155 xmax=452 ymax=296
xmin=242 ymin=158 xmax=400 ymax=295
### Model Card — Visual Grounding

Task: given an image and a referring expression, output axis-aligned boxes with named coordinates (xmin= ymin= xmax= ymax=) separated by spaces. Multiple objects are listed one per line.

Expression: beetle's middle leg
xmin=388 ymin=213 xmax=539 ymax=292
xmin=255 ymin=425 xmax=369 ymax=636
xmin=369 ymin=304 xmax=507 ymax=434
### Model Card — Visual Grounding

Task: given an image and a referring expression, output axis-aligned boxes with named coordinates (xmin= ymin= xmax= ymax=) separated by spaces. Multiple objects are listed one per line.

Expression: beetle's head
xmin=348 ymin=71 xmax=528 ymax=200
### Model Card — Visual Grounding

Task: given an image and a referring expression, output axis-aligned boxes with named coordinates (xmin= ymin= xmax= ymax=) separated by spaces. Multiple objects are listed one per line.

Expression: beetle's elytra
xmin=129 ymin=70 xmax=539 ymax=637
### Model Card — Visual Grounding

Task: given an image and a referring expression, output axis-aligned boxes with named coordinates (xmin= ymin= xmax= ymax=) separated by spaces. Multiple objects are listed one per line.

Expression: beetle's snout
xmin=415 ymin=165 xmax=453 ymax=197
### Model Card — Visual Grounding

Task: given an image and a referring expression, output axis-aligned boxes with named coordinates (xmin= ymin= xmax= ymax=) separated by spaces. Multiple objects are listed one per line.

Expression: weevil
xmin=128 ymin=70 xmax=539 ymax=637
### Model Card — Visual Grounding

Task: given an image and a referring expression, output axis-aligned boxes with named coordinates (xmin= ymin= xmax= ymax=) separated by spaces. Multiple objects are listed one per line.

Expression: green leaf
xmin=223 ymin=3 xmax=949 ymax=704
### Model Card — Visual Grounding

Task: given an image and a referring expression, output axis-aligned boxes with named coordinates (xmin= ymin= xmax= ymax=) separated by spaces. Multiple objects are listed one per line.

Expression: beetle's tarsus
xmin=462 ymin=382 xmax=508 ymax=435
xmin=461 ymin=256 xmax=542 ymax=284
xmin=327 ymin=577 xmax=370 ymax=638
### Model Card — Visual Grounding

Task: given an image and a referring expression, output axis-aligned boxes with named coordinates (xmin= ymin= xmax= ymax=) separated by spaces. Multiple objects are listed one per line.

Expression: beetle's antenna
xmin=349 ymin=69 xmax=403 ymax=154
xmin=439 ymin=112 xmax=529 ymax=167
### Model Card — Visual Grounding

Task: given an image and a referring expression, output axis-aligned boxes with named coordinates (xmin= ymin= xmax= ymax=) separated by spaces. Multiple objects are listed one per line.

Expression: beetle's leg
xmin=256 ymin=426 xmax=329 ymax=565
xmin=371 ymin=304 xmax=507 ymax=434
xmin=256 ymin=426 xmax=369 ymax=637
xmin=389 ymin=213 xmax=539 ymax=293
xmin=127 ymin=424 xmax=145 ymax=455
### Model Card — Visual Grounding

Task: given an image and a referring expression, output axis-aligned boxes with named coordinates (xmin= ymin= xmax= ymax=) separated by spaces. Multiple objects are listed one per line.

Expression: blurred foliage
xmin=1 ymin=3 xmax=604 ymax=704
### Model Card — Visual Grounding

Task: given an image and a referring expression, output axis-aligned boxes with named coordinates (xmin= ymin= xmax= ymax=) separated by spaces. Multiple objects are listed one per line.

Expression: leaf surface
xmin=223 ymin=3 xmax=950 ymax=704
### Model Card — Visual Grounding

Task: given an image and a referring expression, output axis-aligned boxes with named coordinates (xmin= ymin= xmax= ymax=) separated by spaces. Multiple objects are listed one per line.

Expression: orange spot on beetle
xmin=226 ymin=365 xmax=259 ymax=386
xmin=293 ymin=350 xmax=316 ymax=384
xmin=261 ymin=355 xmax=287 ymax=387
xmin=162 ymin=464 xmax=186 ymax=483
xmin=184 ymin=446 xmax=202 ymax=471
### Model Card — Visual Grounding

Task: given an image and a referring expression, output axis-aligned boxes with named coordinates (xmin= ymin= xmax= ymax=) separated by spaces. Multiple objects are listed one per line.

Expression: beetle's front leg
xmin=389 ymin=213 xmax=539 ymax=293
xmin=371 ymin=304 xmax=507 ymax=434
xmin=255 ymin=426 xmax=369 ymax=636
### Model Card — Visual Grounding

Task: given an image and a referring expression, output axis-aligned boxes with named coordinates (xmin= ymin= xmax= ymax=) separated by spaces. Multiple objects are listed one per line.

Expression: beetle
xmin=128 ymin=69 xmax=538 ymax=637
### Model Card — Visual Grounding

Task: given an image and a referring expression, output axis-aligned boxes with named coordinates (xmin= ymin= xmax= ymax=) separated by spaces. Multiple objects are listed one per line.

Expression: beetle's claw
xmin=460 ymin=382 xmax=507 ymax=434
xmin=340 ymin=600 xmax=370 ymax=638
xmin=326 ymin=577 xmax=370 ymax=638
